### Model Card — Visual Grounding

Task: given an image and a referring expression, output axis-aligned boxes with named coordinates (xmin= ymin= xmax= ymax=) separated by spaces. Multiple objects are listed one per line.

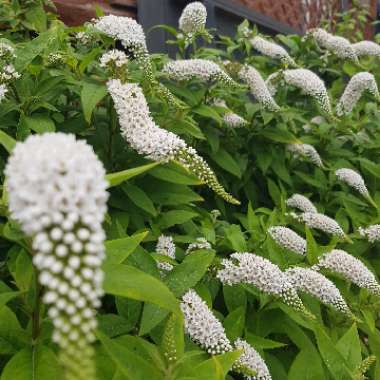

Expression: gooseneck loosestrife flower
xmin=186 ymin=237 xmax=212 ymax=255
xmin=307 ymin=28 xmax=358 ymax=62
xmin=6 ymin=133 xmax=109 ymax=380
xmin=238 ymin=65 xmax=280 ymax=111
xmin=299 ymin=212 xmax=346 ymax=239
xmin=181 ymin=289 xmax=232 ymax=355
xmin=250 ymin=36 xmax=296 ymax=66
xmin=358 ymin=225 xmax=380 ymax=243
xmin=233 ymin=338 xmax=272 ymax=380
xmin=286 ymin=194 xmax=317 ymax=214
xmin=287 ymin=143 xmax=323 ymax=167
xmin=336 ymin=72 xmax=380 ymax=116
xmin=107 ymin=79 xmax=239 ymax=204
xmin=179 ymin=1 xmax=207 ymax=34
xmin=163 ymin=59 xmax=237 ymax=87
xmin=268 ymin=226 xmax=306 ymax=256
xmin=0 ymin=42 xmax=19 ymax=102
xmin=313 ymin=250 xmax=380 ymax=296
xmin=352 ymin=40 xmax=380 ymax=57
xmin=335 ymin=168 xmax=369 ymax=196
xmin=213 ymin=99 xmax=247 ymax=128
xmin=217 ymin=253 xmax=309 ymax=314
xmin=285 ymin=267 xmax=350 ymax=314
xmin=155 ymin=235 xmax=176 ymax=275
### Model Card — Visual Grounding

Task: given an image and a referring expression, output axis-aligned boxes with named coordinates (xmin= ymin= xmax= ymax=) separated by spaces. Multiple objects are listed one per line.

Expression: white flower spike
xmin=286 ymin=194 xmax=317 ymax=214
xmin=335 ymin=168 xmax=369 ymax=197
xmin=181 ymin=289 xmax=232 ymax=355
xmin=6 ymin=133 xmax=108 ymax=380
xmin=287 ymin=143 xmax=323 ymax=167
xmin=358 ymin=225 xmax=380 ymax=243
xmin=179 ymin=2 xmax=207 ymax=34
xmin=286 ymin=267 xmax=350 ymax=314
xmin=336 ymin=72 xmax=380 ymax=116
xmin=300 ymin=212 xmax=346 ymax=239
xmin=155 ymin=235 xmax=176 ymax=275
xmin=107 ymin=79 xmax=239 ymax=204
xmin=313 ymin=249 xmax=380 ymax=296
xmin=268 ymin=226 xmax=306 ymax=256
xmin=352 ymin=40 xmax=380 ymax=58
xmin=250 ymin=36 xmax=296 ymax=66
xmin=214 ymin=99 xmax=247 ymax=128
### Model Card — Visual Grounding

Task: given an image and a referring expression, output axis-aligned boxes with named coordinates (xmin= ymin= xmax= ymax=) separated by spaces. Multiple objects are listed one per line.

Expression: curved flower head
xmin=313 ymin=249 xmax=380 ymax=296
xmin=336 ymin=72 xmax=380 ymax=116
xmin=352 ymin=40 xmax=380 ymax=58
xmin=335 ymin=168 xmax=369 ymax=197
xmin=181 ymin=289 xmax=232 ymax=355
xmin=287 ymin=143 xmax=323 ymax=167
xmin=238 ymin=65 xmax=280 ymax=111
xmin=107 ymin=79 xmax=239 ymax=204
xmin=300 ymin=212 xmax=345 ymax=239
xmin=179 ymin=2 xmax=207 ymax=34
xmin=214 ymin=99 xmax=247 ymax=128
xmin=283 ymin=69 xmax=332 ymax=115
xmin=286 ymin=194 xmax=317 ymax=214
xmin=163 ymin=59 xmax=237 ymax=87
xmin=6 ymin=133 xmax=108 ymax=380
xmin=358 ymin=225 xmax=380 ymax=243
xmin=233 ymin=338 xmax=272 ymax=380
xmin=250 ymin=36 xmax=296 ymax=66
xmin=268 ymin=226 xmax=306 ymax=256
xmin=186 ymin=237 xmax=212 ymax=255
xmin=308 ymin=28 xmax=358 ymax=62
xmin=286 ymin=267 xmax=350 ymax=314
xmin=217 ymin=253 xmax=307 ymax=312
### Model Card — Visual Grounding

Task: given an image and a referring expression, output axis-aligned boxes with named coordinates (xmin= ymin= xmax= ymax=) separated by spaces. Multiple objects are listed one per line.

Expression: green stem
xmin=32 ymin=272 xmax=41 ymax=346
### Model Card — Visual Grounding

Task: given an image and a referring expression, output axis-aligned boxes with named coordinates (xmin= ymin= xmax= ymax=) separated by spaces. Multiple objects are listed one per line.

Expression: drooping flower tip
xmin=358 ymin=225 xmax=380 ymax=243
xmin=286 ymin=267 xmax=350 ymax=314
xmin=300 ymin=212 xmax=345 ymax=239
xmin=313 ymin=249 xmax=380 ymax=296
xmin=335 ymin=168 xmax=369 ymax=196
xmin=352 ymin=40 xmax=380 ymax=57
xmin=250 ymin=35 xmax=296 ymax=66
xmin=233 ymin=338 xmax=272 ymax=380
xmin=238 ymin=65 xmax=280 ymax=111
xmin=286 ymin=194 xmax=317 ymax=214
xmin=268 ymin=226 xmax=306 ymax=255
xmin=213 ymin=99 xmax=247 ymax=128
xmin=336 ymin=72 xmax=380 ymax=116
xmin=181 ymin=289 xmax=232 ymax=355
xmin=287 ymin=143 xmax=323 ymax=167
xmin=179 ymin=2 xmax=207 ymax=34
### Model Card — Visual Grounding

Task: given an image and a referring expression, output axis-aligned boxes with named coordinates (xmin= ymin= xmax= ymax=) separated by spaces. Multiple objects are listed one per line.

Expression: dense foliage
xmin=0 ymin=1 xmax=380 ymax=379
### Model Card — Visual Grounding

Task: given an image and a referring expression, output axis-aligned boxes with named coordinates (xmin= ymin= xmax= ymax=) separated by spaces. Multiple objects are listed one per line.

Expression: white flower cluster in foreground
xmin=179 ymin=2 xmax=207 ymax=34
xmin=181 ymin=289 xmax=232 ymax=355
xmin=250 ymin=36 xmax=296 ymax=66
xmin=107 ymin=79 xmax=239 ymax=204
xmin=313 ymin=250 xmax=380 ymax=296
xmin=299 ymin=212 xmax=345 ymax=239
xmin=282 ymin=69 xmax=332 ymax=114
xmin=155 ymin=235 xmax=176 ymax=274
xmin=286 ymin=194 xmax=317 ymax=214
xmin=335 ymin=168 xmax=369 ymax=196
xmin=358 ymin=224 xmax=380 ymax=243
xmin=217 ymin=253 xmax=306 ymax=312
xmin=308 ymin=28 xmax=358 ymax=61
xmin=352 ymin=40 xmax=380 ymax=57
xmin=234 ymin=338 xmax=272 ymax=380
xmin=163 ymin=59 xmax=236 ymax=87
xmin=336 ymin=72 xmax=380 ymax=116
xmin=268 ymin=226 xmax=306 ymax=255
xmin=214 ymin=99 xmax=247 ymax=128
xmin=6 ymin=133 xmax=108 ymax=380
xmin=100 ymin=49 xmax=128 ymax=68
xmin=286 ymin=267 xmax=350 ymax=314
xmin=287 ymin=143 xmax=323 ymax=167
xmin=239 ymin=65 xmax=280 ymax=111
xmin=186 ymin=237 xmax=212 ymax=254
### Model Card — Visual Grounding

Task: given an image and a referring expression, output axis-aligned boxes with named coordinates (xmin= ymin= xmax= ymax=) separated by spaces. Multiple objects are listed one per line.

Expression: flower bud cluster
xmin=5 ymin=133 xmax=109 ymax=380
xmin=214 ymin=99 xmax=247 ymax=128
xmin=155 ymin=235 xmax=176 ymax=275
xmin=287 ymin=143 xmax=323 ymax=167
xmin=186 ymin=237 xmax=212 ymax=255
xmin=299 ymin=212 xmax=346 ymax=239
xmin=335 ymin=168 xmax=369 ymax=196
xmin=179 ymin=2 xmax=207 ymax=35
xmin=286 ymin=194 xmax=317 ymax=214
xmin=268 ymin=226 xmax=306 ymax=256
xmin=358 ymin=224 xmax=380 ymax=243
xmin=100 ymin=49 xmax=129 ymax=68
xmin=352 ymin=40 xmax=380 ymax=57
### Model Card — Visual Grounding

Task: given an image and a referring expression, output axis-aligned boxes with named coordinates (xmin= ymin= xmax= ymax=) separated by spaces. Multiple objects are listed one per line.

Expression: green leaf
xmin=103 ymin=263 xmax=180 ymax=316
xmin=20 ymin=115 xmax=55 ymax=134
xmin=105 ymin=231 xmax=148 ymax=264
xmin=24 ymin=5 xmax=47 ymax=32
xmin=81 ymin=82 xmax=107 ymax=123
xmin=0 ymin=130 xmax=16 ymax=153
xmin=261 ymin=128 xmax=299 ymax=144
xmin=161 ymin=313 xmax=184 ymax=362
xmin=193 ymin=105 xmax=222 ymax=124
xmin=1 ymin=346 xmax=63 ymax=380
xmin=121 ymin=184 xmax=156 ymax=216
xmin=106 ymin=162 xmax=160 ymax=188
xmin=245 ymin=333 xmax=287 ymax=349
xmin=97 ymin=331 xmax=164 ymax=380
xmin=288 ymin=348 xmax=325 ymax=380
xmin=224 ymin=224 xmax=247 ymax=251
xmin=305 ymin=226 xmax=319 ymax=265
xmin=223 ymin=306 xmax=245 ymax=342
xmin=159 ymin=210 xmax=198 ymax=229
xmin=0 ymin=306 xmax=27 ymax=355
xmin=335 ymin=324 xmax=361 ymax=371
xmin=150 ymin=163 xmax=202 ymax=185
xmin=209 ymin=149 xmax=242 ymax=178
